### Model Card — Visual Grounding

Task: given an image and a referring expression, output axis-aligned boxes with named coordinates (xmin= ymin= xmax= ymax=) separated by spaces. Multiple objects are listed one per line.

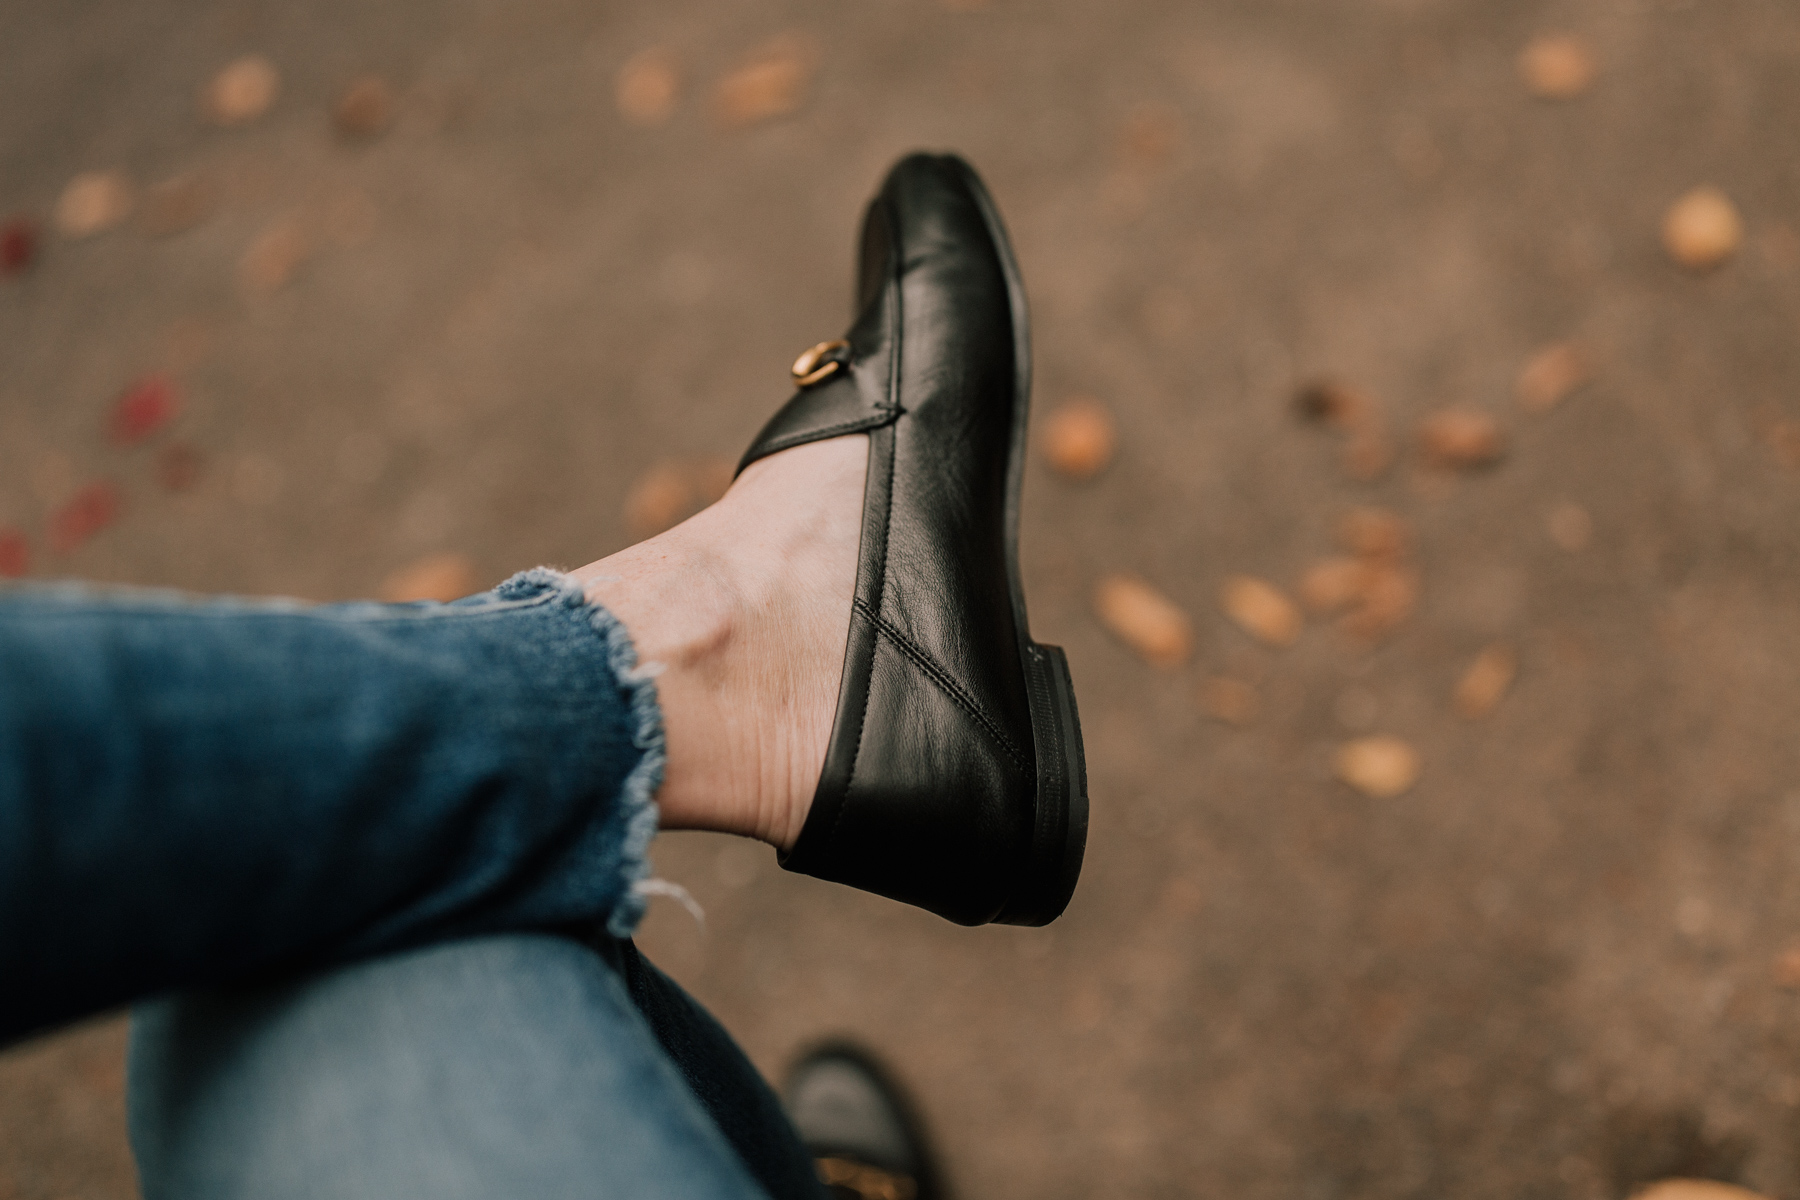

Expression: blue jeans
xmin=0 ymin=569 xmax=822 ymax=1200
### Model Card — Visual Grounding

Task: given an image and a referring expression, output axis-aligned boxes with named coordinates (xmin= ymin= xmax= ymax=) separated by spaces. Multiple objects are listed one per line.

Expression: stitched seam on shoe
xmin=751 ymin=411 xmax=894 ymax=459
xmin=827 ymin=221 xmax=904 ymax=856
xmin=852 ymin=596 xmax=1031 ymax=771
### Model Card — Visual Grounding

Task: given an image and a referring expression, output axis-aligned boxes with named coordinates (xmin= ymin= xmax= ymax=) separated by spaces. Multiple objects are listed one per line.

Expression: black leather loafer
xmin=737 ymin=153 xmax=1087 ymax=926
xmin=783 ymin=1042 xmax=946 ymax=1200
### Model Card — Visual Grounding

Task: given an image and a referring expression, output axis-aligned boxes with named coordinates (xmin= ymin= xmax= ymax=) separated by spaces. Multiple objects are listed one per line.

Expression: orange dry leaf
xmin=713 ymin=35 xmax=818 ymax=129
xmin=1299 ymin=556 xmax=1371 ymax=615
xmin=617 ymin=48 xmax=680 ymax=126
xmin=1453 ymin=643 xmax=1517 ymax=719
xmin=1774 ymin=946 xmax=1800 ymax=990
xmin=1635 ymin=1182 xmax=1774 ymax=1200
xmin=1042 ymin=398 xmax=1116 ymax=479
xmin=204 ymin=55 xmax=280 ymax=125
xmin=1662 ymin=186 xmax=1743 ymax=271
xmin=1094 ymin=573 xmax=1192 ymax=667
xmin=379 ymin=552 xmax=477 ymax=603
xmin=1334 ymin=736 xmax=1420 ymax=798
xmin=1336 ymin=507 xmax=1410 ymax=562
xmin=1517 ymin=34 xmax=1596 ymax=100
xmin=1417 ymin=408 xmax=1505 ymax=469
xmin=1339 ymin=563 xmax=1418 ymax=643
xmin=55 ymin=171 xmax=134 ymax=238
xmin=335 ymin=75 xmax=394 ymax=138
xmin=1516 ymin=341 xmax=1588 ymax=412
xmin=239 ymin=218 xmax=312 ymax=294
xmin=1220 ymin=575 xmax=1301 ymax=648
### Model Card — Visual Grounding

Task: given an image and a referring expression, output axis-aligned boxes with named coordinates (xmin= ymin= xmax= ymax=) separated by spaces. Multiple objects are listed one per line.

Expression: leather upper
xmin=740 ymin=154 xmax=1040 ymax=925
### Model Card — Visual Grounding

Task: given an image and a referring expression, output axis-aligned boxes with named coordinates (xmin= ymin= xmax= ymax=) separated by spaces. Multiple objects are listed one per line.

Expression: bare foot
xmin=572 ymin=434 xmax=867 ymax=850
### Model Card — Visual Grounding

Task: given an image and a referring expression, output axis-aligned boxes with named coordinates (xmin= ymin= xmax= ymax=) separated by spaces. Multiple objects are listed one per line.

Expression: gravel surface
xmin=4 ymin=1 xmax=1800 ymax=1197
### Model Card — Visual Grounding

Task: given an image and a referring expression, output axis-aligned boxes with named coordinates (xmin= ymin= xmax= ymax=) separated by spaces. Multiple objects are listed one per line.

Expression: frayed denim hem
xmin=497 ymin=567 xmax=666 ymax=939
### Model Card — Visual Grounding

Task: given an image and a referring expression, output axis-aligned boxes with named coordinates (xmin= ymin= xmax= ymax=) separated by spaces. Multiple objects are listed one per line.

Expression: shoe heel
xmin=997 ymin=642 xmax=1089 ymax=926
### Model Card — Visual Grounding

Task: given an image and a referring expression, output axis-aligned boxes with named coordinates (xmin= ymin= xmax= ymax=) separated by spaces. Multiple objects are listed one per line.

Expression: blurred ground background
xmin=3 ymin=0 xmax=1800 ymax=1197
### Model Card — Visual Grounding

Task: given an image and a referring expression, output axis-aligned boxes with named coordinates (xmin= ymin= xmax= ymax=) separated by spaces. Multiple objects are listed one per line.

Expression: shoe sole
xmin=956 ymin=159 xmax=1090 ymax=926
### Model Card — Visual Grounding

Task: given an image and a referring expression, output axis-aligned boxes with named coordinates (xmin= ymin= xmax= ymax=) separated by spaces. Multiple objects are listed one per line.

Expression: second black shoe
xmin=737 ymin=153 xmax=1088 ymax=926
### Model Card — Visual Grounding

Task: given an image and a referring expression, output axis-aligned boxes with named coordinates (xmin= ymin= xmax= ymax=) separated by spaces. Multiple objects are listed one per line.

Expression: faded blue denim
xmin=0 ymin=569 xmax=822 ymax=1200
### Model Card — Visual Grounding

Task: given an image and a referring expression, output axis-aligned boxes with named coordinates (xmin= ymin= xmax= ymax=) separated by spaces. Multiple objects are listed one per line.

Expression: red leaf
xmin=0 ymin=528 xmax=28 ymax=578
xmin=110 ymin=376 xmax=180 ymax=444
xmin=49 ymin=483 xmax=122 ymax=553
xmin=0 ymin=218 xmax=35 ymax=276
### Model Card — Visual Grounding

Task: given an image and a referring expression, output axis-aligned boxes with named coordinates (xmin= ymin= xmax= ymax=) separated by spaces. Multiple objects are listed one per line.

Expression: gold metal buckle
xmin=792 ymin=338 xmax=850 ymax=388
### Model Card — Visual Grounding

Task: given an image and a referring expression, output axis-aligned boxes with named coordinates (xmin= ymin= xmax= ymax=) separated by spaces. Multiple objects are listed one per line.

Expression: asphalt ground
xmin=4 ymin=0 xmax=1800 ymax=1197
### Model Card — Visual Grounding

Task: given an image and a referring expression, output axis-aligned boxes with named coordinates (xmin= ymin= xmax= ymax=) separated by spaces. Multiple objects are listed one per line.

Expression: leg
xmin=129 ymin=933 xmax=823 ymax=1200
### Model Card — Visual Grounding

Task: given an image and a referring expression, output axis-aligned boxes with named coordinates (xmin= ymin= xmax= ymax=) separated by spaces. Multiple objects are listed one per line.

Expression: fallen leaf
xmin=625 ymin=460 xmax=696 ymax=539
xmin=1454 ymin=643 xmax=1517 ymax=719
xmin=713 ymin=34 xmax=818 ymax=129
xmin=334 ymin=75 xmax=394 ymax=138
xmin=1338 ymin=563 xmax=1419 ymax=643
xmin=109 ymin=376 xmax=180 ymax=444
xmin=1042 ymin=397 xmax=1116 ymax=479
xmin=617 ymin=48 xmax=681 ymax=126
xmin=379 ymin=552 xmax=478 ymax=603
xmin=139 ymin=174 xmax=218 ymax=238
xmin=1418 ymin=408 xmax=1505 ymax=469
xmin=1518 ymin=33 xmax=1596 ymax=100
xmin=204 ymin=54 xmax=280 ymax=125
xmin=1220 ymin=575 xmax=1301 ymax=648
xmin=0 ymin=528 xmax=28 ymax=578
xmin=157 ymin=443 xmax=205 ymax=492
xmin=1299 ymin=556 xmax=1372 ymax=614
xmin=1516 ymin=341 xmax=1589 ymax=412
xmin=1546 ymin=502 xmax=1592 ymax=551
xmin=1294 ymin=379 xmax=1373 ymax=430
xmin=1094 ymin=573 xmax=1192 ymax=667
xmin=54 ymin=171 xmax=134 ymax=238
xmin=1662 ymin=187 xmax=1742 ymax=271
xmin=1 ymin=217 xmax=37 ymax=274
xmin=1336 ymin=506 xmax=1411 ymax=562
xmin=1201 ymin=676 xmax=1258 ymax=725
xmin=1772 ymin=946 xmax=1800 ymax=990
xmin=1341 ymin=428 xmax=1394 ymax=482
xmin=1634 ymin=1182 xmax=1774 ymax=1200
xmin=1334 ymin=735 xmax=1420 ymax=798
xmin=238 ymin=218 xmax=311 ymax=294
xmin=49 ymin=482 xmax=122 ymax=553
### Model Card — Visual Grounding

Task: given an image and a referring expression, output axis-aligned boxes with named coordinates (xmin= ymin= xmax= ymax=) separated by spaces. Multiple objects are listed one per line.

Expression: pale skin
xmin=572 ymin=433 xmax=869 ymax=851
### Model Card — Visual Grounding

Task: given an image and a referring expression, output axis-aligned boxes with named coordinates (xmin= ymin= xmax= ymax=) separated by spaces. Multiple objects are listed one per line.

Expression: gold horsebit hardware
xmin=791 ymin=338 xmax=850 ymax=388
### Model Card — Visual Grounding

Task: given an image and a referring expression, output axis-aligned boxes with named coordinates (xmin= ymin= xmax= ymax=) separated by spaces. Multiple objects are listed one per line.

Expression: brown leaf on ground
xmin=1418 ymin=408 xmax=1505 ymax=469
xmin=238 ymin=218 xmax=312 ymax=294
xmin=1220 ymin=575 xmax=1302 ymax=648
xmin=1635 ymin=1182 xmax=1774 ymax=1200
xmin=55 ymin=171 xmax=134 ymax=238
xmin=1516 ymin=341 xmax=1589 ymax=412
xmin=1201 ymin=676 xmax=1259 ymax=725
xmin=1294 ymin=379 xmax=1373 ymax=430
xmin=157 ymin=443 xmax=205 ymax=493
xmin=1334 ymin=735 xmax=1420 ymax=798
xmin=334 ymin=75 xmax=394 ymax=138
xmin=1299 ymin=556 xmax=1372 ymax=615
xmin=1094 ymin=573 xmax=1193 ymax=667
xmin=1453 ymin=643 xmax=1517 ymax=719
xmin=1662 ymin=187 xmax=1742 ymax=271
xmin=204 ymin=55 xmax=280 ymax=126
xmin=140 ymin=174 xmax=218 ymax=238
xmin=1042 ymin=397 xmax=1116 ymax=479
xmin=713 ymin=35 xmax=818 ymax=129
xmin=1771 ymin=946 xmax=1800 ymax=990
xmin=625 ymin=461 xmax=697 ymax=539
xmin=49 ymin=482 xmax=122 ymax=553
xmin=1339 ymin=563 xmax=1419 ymax=643
xmin=379 ymin=552 xmax=478 ymax=603
xmin=1117 ymin=104 xmax=1180 ymax=168
xmin=1517 ymin=34 xmax=1596 ymax=100
xmin=1336 ymin=506 xmax=1411 ymax=562
xmin=617 ymin=48 xmax=680 ymax=126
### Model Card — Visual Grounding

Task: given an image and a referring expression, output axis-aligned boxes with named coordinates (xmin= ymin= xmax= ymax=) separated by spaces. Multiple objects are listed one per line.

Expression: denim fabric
xmin=0 ymin=568 xmax=663 ymax=1043
xmin=129 ymin=933 xmax=824 ymax=1200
